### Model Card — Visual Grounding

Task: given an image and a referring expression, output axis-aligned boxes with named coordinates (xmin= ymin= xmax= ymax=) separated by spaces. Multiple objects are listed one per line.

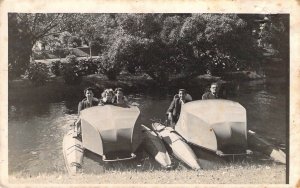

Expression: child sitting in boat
xmin=98 ymin=88 xmax=114 ymax=105
xmin=202 ymin=82 xmax=219 ymax=100
xmin=74 ymin=87 xmax=99 ymax=137
xmin=112 ymin=88 xmax=128 ymax=105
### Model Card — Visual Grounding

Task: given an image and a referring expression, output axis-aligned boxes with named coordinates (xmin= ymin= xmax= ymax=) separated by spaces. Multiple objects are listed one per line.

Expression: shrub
xmin=90 ymin=40 xmax=102 ymax=56
xmin=97 ymin=54 xmax=122 ymax=81
xmin=52 ymin=48 xmax=70 ymax=58
xmin=68 ymin=36 xmax=82 ymax=48
xmin=32 ymin=51 xmax=48 ymax=60
xmin=61 ymin=55 xmax=82 ymax=85
xmin=77 ymin=58 xmax=99 ymax=76
xmin=50 ymin=60 xmax=62 ymax=76
xmin=27 ymin=62 xmax=49 ymax=86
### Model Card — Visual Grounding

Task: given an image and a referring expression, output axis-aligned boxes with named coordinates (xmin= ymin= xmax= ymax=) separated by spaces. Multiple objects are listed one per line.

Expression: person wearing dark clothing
xmin=78 ymin=97 xmax=99 ymax=115
xmin=112 ymin=88 xmax=128 ymax=105
xmin=202 ymin=83 xmax=219 ymax=100
xmin=167 ymin=89 xmax=191 ymax=127
xmin=74 ymin=87 xmax=99 ymax=137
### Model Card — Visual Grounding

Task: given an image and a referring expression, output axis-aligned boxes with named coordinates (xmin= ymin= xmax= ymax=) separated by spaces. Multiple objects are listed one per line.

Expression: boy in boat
xmin=202 ymin=82 xmax=219 ymax=100
xmin=112 ymin=88 xmax=128 ymax=105
xmin=74 ymin=87 xmax=99 ymax=137
xmin=98 ymin=88 xmax=114 ymax=105
xmin=167 ymin=89 xmax=192 ymax=127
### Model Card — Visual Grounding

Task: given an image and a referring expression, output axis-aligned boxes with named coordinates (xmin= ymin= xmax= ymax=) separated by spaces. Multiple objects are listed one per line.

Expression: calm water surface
xmin=8 ymin=77 xmax=288 ymax=175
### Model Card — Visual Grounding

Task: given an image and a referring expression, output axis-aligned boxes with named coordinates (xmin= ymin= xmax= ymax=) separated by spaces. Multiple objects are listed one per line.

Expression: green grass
xmin=7 ymin=163 xmax=285 ymax=184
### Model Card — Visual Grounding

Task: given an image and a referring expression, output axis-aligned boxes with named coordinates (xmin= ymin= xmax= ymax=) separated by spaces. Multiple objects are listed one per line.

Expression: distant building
xmin=33 ymin=41 xmax=45 ymax=51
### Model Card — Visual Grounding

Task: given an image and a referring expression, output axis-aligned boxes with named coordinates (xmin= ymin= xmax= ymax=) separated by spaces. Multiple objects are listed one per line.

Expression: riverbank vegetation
xmin=8 ymin=14 xmax=288 ymax=86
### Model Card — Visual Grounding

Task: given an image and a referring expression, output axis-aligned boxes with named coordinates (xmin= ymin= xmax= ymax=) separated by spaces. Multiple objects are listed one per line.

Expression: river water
xmin=8 ymin=76 xmax=288 ymax=175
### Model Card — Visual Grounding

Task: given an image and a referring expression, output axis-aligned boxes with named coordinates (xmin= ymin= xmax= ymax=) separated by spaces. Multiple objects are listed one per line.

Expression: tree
xmin=259 ymin=14 xmax=289 ymax=62
xmin=8 ymin=13 xmax=80 ymax=79
xmin=114 ymin=14 xmax=186 ymax=83
xmin=90 ymin=13 xmax=262 ymax=82
xmin=177 ymin=14 xmax=261 ymax=76
xmin=67 ymin=36 xmax=82 ymax=47
xmin=9 ymin=13 xmax=269 ymax=83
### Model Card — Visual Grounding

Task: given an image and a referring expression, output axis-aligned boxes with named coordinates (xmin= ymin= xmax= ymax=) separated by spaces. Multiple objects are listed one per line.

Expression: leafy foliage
xmin=8 ymin=13 xmax=80 ymax=79
xmin=9 ymin=13 xmax=288 ymax=84
xmin=27 ymin=62 xmax=49 ymax=86
xmin=68 ymin=36 xmax=82 ymax=47
xmin=50 ymin=60 xmax=62 ymax=76
xmin=61 ymin=55 xmax=83 ymax=85
xmin=259 ymin=15 xmax=289 ymax=61
xmin=77 ymin=58 xmax=99 ymax=76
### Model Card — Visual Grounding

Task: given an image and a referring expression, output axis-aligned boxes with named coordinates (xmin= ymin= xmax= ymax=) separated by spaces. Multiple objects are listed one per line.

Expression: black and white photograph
xmin=1 ymin=0 xmax=300 ymax=187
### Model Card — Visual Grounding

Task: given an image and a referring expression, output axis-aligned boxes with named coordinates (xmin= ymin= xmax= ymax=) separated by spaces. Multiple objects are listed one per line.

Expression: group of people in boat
xmin=73 ymin=82 xmax=220 ymax=137
xmin=167 ymin=82 xmax=219 ymax=126
xmin=73 ymin=87 xmax=128 ymax=137
xmin=78 ymin=87 xmax=128 ymax=112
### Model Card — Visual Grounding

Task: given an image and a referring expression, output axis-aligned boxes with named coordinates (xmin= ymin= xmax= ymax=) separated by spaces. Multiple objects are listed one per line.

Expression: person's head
xmin=103 ymin=89 xmax=114 ymax=101
xmin=178 ymin=89 xmax=187 ymax=100
xmin=115 ymin=88 xmax=124 ymax=99
xmin=84 ymin=87 xmax=94 ymax=99
xmin=210 ymin=83 xmax=218 ymax=95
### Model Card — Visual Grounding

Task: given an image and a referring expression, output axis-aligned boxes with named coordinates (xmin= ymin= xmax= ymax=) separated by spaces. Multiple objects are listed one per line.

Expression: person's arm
xmin=202 ymin=93 xmax=207 ymax=100
xmin=167 ymin=100 xmax=175 ymax=113
xmin=166 ymin=99 xmax=176 ymax=119
xmin=78 ymin=101 xmax=83 ymax=116
xmin=98 ymin=99 xmax=104 ymax=106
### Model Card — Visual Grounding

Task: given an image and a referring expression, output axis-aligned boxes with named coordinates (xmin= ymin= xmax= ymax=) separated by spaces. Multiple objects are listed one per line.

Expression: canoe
xmin=175 ymin=99 xmax=248 ymax=155
xmin=247 ymin=130 xmax=286 ymax=164
xmin=152 ymin=122 xmax=201 ymax=170
xmin=80 ymin=105 xmax=143 ymax=161
xmin=63 ymin=129 xmax=84 ymax=175
xmin=140 ymin=124 xmax=172 ymax=168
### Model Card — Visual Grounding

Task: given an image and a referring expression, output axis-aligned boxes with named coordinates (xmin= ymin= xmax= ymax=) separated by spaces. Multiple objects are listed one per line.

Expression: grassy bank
xmin=8 ymin=164 xmax=285 ymax=184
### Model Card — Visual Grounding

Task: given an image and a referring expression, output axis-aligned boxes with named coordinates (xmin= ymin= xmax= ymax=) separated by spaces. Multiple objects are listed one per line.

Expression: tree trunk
xmin=8 ymin=39 xmax=33 ymax=79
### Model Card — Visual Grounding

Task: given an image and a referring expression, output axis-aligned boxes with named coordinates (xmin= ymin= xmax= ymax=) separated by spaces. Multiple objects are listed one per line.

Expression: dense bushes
xmin=50 ymin=61 xmax=62 ymax=76
xmin=27 ymin=62 xmax=49 ymax=86
xmin=77 ymin=58 xmax=99 ymax=75
xmin=9 ymin=13 xmax=288 ymax=84
xmin=60 ymin=55 xmax=83 ymax=85
xmin=50 ymin=57 xmax=99 ymax=81
xmin=68 ymin=36 xmax=82 ymax=48
xmin=27 ymin=55 xmax=103 ymax=86
xmin=52 ymin=48 xmax=70 ymax=58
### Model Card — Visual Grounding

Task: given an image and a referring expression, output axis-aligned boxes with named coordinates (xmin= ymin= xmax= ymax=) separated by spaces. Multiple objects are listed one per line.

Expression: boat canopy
xmin=80 ymin=105 xmax=142 ymax=160
xmin=175 ymin=99 xmax=247 ymax=154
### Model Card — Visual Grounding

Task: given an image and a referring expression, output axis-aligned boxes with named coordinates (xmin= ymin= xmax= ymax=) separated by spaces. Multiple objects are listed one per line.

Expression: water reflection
xmin=230 ymin=79 xmax=287 ymax=145
xmin=8 ymin=102 xmax=77 ymax=174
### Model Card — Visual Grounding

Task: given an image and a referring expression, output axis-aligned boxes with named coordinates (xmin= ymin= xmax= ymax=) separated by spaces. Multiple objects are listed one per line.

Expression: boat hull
xmin=140 ymin=124 xmax=172 ymax=168
xmin=63 ymin=130 xmax=84 ymax=175
xmin=175 ymin=100 xmax=247 ymax=155
xmin=152 ymin=122 xmax=201 ymax=170
xmin=80 ymin=105 xmax=142 ymax=161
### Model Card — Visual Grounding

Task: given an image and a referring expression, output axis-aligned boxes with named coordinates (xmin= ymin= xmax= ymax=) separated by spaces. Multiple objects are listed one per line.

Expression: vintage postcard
xmin=0 ymin=0 xmax=299 ymax=187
